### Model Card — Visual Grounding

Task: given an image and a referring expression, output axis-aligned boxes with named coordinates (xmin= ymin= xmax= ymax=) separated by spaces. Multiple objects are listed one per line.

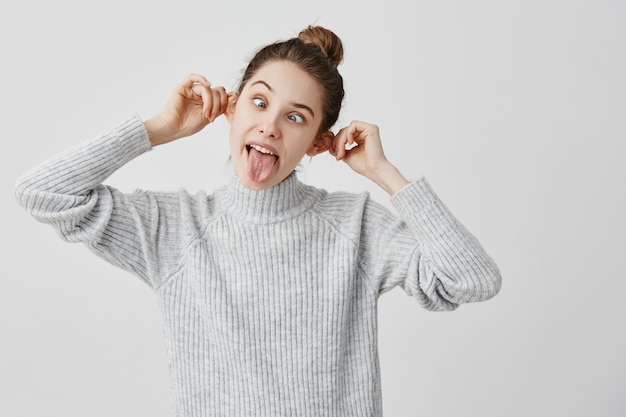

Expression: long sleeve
xmin=360 ymin=178 xmax=502 ymax=311
xmin=14 ymin=115 xmax=182 ymax=287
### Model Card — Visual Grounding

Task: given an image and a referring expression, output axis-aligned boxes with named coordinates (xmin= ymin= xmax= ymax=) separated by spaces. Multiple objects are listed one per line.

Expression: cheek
xmin=228 ymin=119 xmax=245 ymax=143
xmin=228 ymin=129 xmax=243 ymax=157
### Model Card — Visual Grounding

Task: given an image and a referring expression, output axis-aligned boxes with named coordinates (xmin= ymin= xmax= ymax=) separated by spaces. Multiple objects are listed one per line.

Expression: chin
xmin=241 ymin=179 xmax=269 ymax=190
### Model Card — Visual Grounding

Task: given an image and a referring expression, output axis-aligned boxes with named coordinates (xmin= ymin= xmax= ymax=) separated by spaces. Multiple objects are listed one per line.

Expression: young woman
xmin=16 ymin=26 xmax=501 ymax=416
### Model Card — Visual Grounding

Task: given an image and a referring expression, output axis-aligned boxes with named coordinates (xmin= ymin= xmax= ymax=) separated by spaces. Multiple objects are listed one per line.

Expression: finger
xmin=186 ymin=73 xmax=211 ymax=88
xmin=347 ymin=121 xmax=379 ymax=150
xmin=219 ymin=89 xmax=230 ymax=114
xmin=208 ymin=86 xmax=227 ymax=121
xmin=337 ymin=123 xmax=360 ymax=160
xmin=331 ymin=126 xmax=347 ymax=159
xmin=339 ymin=130 xmax=350 ymax=159
xmin=192 ymin=83 xmax=213 ymax=119
xmin=178 ymin=74 xmax=211 ymax=98
xmin=347 ymin=124 xmax=356 ymax=146
xmin=207 ymin=88 xmax=218 ymax=121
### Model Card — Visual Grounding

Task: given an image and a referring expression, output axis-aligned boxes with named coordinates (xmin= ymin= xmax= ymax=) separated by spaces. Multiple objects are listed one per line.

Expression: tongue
xmin=247 ymin=148 xmax=278 ymax=183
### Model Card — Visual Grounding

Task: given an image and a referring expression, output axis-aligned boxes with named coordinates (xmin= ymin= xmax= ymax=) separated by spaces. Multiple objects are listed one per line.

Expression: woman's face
xmin=226 ymin=60 xmax=330 ymax=190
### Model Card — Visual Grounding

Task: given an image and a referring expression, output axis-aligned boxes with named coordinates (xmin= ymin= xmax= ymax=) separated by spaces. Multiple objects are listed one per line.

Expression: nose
xmin=257 ymin=112 xmax=281 ymax=139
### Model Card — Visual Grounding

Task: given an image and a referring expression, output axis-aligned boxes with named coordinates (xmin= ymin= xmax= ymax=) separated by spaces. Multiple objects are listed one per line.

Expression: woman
xmin=16 ymin=26 xmax=501 ymax=416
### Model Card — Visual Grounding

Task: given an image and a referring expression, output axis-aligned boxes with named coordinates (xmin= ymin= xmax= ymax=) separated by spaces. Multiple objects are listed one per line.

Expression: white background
xmin=2 ymin=0 xmax=625 ymax=416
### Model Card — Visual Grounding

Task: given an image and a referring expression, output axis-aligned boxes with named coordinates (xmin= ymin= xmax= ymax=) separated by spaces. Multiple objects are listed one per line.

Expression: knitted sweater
xmin=15 ymin=115 xmax=501 ymax=417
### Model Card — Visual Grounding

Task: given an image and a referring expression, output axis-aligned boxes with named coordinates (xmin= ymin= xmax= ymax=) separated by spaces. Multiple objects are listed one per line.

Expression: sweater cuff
xmin=107 ymin=114 xmax=152 ymax=165
xmin=16 ymin=114 xmax=152 ymax=197
xmin=390 ymin=177 xmax=440 ymax=215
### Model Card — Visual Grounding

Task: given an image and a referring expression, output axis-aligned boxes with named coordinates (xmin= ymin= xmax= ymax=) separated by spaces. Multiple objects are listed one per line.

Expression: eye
xmin=288 ymin=113 xmax=304 ymax=123
xmin=252 ymin=97 xmax=266 ymax=108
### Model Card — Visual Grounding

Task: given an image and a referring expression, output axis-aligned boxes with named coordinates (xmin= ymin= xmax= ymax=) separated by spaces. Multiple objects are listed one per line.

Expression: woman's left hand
xmin=330 ymin=120 xmax=386 ymax=176
xmin=330 ymin=121 xmax=410 ymax=195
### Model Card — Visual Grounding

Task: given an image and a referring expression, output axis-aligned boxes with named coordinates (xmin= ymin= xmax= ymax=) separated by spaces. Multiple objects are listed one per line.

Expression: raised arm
xmin=15 ymin=75 xmax=231 ymax=286
xmin=331 ymin=120 xmax=501 ymax=310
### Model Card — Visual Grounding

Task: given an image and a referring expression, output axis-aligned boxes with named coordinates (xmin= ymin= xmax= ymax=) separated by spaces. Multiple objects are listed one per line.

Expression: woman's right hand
xmin=144 ymin=73 xmax=230 ymax=146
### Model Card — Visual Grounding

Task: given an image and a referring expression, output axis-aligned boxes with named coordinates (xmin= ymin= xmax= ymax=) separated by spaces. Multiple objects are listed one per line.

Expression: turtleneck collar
xmin=216 ymin=171 xmax=318 ymax=224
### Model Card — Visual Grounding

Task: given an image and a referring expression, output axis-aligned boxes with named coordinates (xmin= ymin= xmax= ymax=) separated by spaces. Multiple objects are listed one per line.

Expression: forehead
xmin=246 ymin=61 xmax=323 ymax=110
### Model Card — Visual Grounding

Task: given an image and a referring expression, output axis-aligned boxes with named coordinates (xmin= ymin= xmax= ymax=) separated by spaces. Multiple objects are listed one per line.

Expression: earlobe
xmin=224 ymin=92 xmax=239 ymax=123
xmin=306 ymin=131 xmax=334 ymax=157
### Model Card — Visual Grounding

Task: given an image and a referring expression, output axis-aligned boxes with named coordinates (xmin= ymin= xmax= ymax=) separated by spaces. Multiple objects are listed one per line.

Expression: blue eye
xmin=288 ymin=114 xmax=304 ymax=123
xmin=253 ymin=97 xmax=266 ymax=108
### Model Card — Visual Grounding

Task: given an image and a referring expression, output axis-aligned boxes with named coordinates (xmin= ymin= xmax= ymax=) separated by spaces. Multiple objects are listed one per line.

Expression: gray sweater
xmin=15 ymin=115 xmax=501 ymax=416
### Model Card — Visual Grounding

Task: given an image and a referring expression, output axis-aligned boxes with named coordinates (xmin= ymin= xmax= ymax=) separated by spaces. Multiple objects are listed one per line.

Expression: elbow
xmin=481 ymin=268 xmax=502 ymax=301
xmin=465 ymin=264 xmax=502 ymax=303
xmin=416 ymin=258 xmax=502 ymax=310
xmin=437 ymin=264 xmax=502 ymax=307
xmin=14 ymin=172 xmax=52 ymax=213
xmin=14 ymin=173 xmax=36 ymax=210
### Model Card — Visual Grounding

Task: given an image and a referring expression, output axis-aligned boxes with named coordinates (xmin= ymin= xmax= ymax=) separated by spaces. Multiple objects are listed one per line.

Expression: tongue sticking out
xmin=247 ymin=147 xmax=278 ymax=183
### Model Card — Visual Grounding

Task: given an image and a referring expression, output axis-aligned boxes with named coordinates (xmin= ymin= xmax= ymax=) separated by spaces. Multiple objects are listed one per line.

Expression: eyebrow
xmin=251 ymin=80 xmax=316 ymax=118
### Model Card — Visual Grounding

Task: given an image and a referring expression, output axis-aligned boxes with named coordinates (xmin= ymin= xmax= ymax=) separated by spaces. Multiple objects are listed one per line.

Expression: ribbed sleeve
xmin=15 ymin=115 xmax=150 ymax=201
xmin=386 ymin=178 xmax=502 ymax=309
xmin=13 ymin=115 xmax=183 ymax=286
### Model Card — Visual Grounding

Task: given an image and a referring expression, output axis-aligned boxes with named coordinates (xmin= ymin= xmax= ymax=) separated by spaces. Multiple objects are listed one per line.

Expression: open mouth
xmin=246 ymin=144 xmax=279 ymax=182
xmin=246 ymin=144 xmax=278 ymax=158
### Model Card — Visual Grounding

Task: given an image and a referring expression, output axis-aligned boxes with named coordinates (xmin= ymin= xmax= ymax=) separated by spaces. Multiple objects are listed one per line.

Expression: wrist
xmin=144 ymin=115 xmax=175 ymax=147
xmin=369 ymin=161 xmax=410 ymax=196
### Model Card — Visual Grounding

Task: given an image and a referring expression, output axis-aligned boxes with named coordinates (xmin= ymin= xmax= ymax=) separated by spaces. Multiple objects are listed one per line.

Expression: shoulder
xmin=308 ymin=184 xmax=396 ymax=234
xmin=313 ymin=184 xmax=396 ymax=217
xmin=310 ymin=185 xmax=369 ymax=217
xmin=127 ymin=187 xmax=209 ymax=206
xmin=126 ymin=187 xmax=221 ymax=232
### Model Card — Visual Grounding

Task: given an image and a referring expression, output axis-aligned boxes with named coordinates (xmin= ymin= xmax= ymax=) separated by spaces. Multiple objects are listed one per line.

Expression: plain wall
xmin=1 ymin=0 xmax=624 ymax=416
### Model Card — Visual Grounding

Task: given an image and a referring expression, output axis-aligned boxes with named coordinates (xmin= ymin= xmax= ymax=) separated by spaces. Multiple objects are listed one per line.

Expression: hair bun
xmin=298 ymin=25 xmax=344 ymax=68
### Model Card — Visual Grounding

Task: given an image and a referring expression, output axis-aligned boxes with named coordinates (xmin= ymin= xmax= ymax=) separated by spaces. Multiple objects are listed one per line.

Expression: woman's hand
xmin=144 ymin=74 xmax=231 ymax=146
xmin=331 ymin=120 xmax=409 ymax=195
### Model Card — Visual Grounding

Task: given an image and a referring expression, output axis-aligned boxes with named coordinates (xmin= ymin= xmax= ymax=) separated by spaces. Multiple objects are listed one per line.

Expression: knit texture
xmin=15 ymin=115 xmax=501 ymax=416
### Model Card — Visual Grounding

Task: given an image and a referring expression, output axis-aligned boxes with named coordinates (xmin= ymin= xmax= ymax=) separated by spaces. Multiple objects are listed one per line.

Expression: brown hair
xmin=237 ymin=26 xmax=345 ymax=133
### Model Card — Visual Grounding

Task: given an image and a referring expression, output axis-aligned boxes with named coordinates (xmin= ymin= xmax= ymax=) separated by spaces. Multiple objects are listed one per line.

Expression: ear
xmin=224 ymin=92 xmax=239 ymax=123
xmin=306 ymin=131 xmax=334 ymax=157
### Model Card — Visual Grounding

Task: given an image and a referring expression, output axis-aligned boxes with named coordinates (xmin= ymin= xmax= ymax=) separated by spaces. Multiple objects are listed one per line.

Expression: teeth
xmin=250 ymin=144 xmax=275 ymax=156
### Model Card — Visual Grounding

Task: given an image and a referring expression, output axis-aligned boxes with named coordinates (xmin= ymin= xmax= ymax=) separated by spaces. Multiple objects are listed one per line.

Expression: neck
xmin=218 ymin=172 xmax=317 ymax=224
